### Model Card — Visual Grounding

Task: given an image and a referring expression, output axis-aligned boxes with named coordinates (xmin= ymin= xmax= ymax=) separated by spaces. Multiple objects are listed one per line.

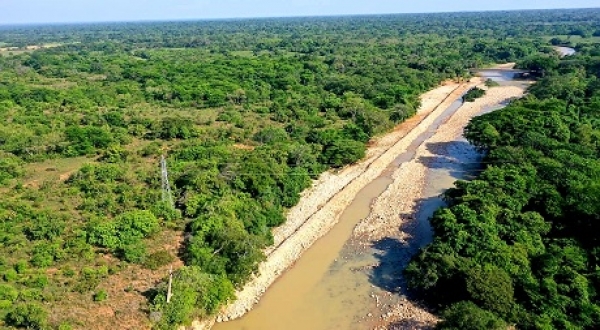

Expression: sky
xmin=0 ymin=0 xmax=598 ymax=25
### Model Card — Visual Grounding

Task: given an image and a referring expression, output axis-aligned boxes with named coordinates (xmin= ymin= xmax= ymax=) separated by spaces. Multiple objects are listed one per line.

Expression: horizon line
xmin=0 ymin=6 xmax=598 ymax=28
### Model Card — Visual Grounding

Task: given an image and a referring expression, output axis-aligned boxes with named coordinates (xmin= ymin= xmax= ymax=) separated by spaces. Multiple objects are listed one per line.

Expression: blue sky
xmin=0 ymin=0 xmax=598 ymax=24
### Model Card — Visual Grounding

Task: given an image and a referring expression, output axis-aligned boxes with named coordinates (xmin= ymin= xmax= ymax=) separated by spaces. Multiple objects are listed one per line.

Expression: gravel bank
xmin=354 ymin=83 xmax=527 ymax=329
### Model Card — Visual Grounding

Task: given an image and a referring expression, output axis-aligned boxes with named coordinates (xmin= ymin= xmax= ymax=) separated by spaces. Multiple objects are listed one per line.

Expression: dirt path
xmin=189 ymin=79 xmax=484 ymax=329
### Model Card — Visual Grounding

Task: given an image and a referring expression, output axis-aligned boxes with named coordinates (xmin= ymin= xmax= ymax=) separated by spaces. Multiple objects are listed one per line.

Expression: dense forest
xmin=0 ymin=8 xmax=599 ymax=330
xmin=406 ymin=36 xmax=600 ymax=329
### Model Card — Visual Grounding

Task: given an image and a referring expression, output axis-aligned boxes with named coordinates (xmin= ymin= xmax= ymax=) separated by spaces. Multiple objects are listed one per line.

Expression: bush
xmin=152 ymin=267 xmax=234 ymax=328
xmin=463 ymin=87 xmax=486 ymax=102
xmin=320 ymin=139 xmax=366 ymax=168
xmin=14 ymin=260 xmax=28 ymax=274
xmin=0 ymin=154 xmax=24 ymax=185
xmin=484 ymin=79 xmax=500 ymax=87
xmin=99 ymin=145 xmax=130 ymax=163
xmin=116 ymin=210 xmax=160 ymax=241
xmin=143 ymin=250 xmax=175 ymax=270
xmin=4 ymin=303 xmax=48 ymax=330
xmin=153 ymin=117 xmax=196 ymax=140
xmin=0 ymin=284 xmax=19 ymax=302
xmin=93 ymin=289 xmax=108 ymax=302
xmin=0 ymin=299 xmax=13 ymax=309
xmin=58 ymin=322 xmax=74 ymax=330
xmin=117 ymin=240 xmax=147 ymax=263
xmin=61 ymin=267 xmax=75 ymax=277
xmin=26 ymin=275 xmax=49 ymax=289
xmin=140 ymin=142 xmax=163 ymax=157
xmin=64 ymin=126 xmax=114 ymax=156
xmin=466 ymin=266 xmax=514 ymax=317
xmin=438 ymin=301 xmax=507 ymax=330
xmin=4 ymin=269 xmax=18 ymax=282
xmin=151 ymin=202 xmax=182 ymax=223
xmin=73 ymin=267 xmax=108 ymax=293
xmin=87 ymin=210 xmax=160 ymax=263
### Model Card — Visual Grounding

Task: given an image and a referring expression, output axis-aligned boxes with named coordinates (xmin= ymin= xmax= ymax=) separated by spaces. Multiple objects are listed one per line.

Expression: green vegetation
xmin=462 ymin=87 xmax=486 ymax=102
xmin=484 ymin=79 xmax=500 ymax=87
xmin=406 ymin=41 xmax=600 ymax=329
xmin=0 ymin=7 xmax=598 ymax=330
xmin=92 ymin=290 xmax=107 ymax=302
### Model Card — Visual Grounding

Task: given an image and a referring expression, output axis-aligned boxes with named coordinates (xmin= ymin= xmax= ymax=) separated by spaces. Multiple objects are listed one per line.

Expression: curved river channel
xmin=214 ymin=71 xmax=533 ymax=330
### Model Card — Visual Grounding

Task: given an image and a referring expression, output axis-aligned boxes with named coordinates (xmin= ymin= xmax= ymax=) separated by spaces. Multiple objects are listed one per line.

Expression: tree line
xmin=406 ymin=40 xmax=600 ymax=330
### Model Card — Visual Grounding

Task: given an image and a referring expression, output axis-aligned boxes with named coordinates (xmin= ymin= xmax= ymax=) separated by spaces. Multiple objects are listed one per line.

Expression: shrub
xmin=73 ymin=267 xmax=108 ymax=293
xmin=5 ymin=303 xmax=48 ymax=330
xmin=320 ymin=139 xmax=365 ymax=168
xmin=140 ymin=142 xmax=162 ymax=157
xmin=26 ymin=275 xmax=49 ymax=289
xmin=152 ymin=267 xmax=234 ymax=328
xmin=61 ymin=267 xmax=75 ymax=277
xmin=0 ymin=153 xmax=24 ymax=184
xmin=143 ymin=250 xmax=175 ymax=270
xmin=4 ymin=269 xmax=18 ymax=282
xmin=466 ymin=266 xmax=514 ymax=317
xmin=87 ymin=210 xmax=160 ymax=263
xmin=14 ymin=260 xmax=28 ymax=274
xmin=484 ymin=79 xmax=500 ymax=87
xmin=117 ymin=240 xmax=147 ymax=263
xmin=99 ymin=145 xmax=130 ymax=163
xmin=438 ymin=301 xmax=507 ymax=330
xmin=0 ymin=284 xmax=19 ymax=302
xmin=152 ymin=117 xmax=196 ymax=140
xmin=93 ymin=289 xmax=108 ymax=302
xmin=0 ymin=299 xmax=12 ymax=309
xmin=64 ymin=126 xmax=114 ymax=156
xmin=463 ymin=87 xmax=486 ymax=102
xmin=58 ymin=322 xmax=74 ymax=330
xmin=116 ymin=210 xmax=160 ymax=241
xmin=151 ymin=202 xmax=183 ymax=223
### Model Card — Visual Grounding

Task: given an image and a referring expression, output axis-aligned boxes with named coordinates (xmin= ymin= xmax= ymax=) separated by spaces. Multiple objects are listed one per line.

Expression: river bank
xmin=188 ymin=79 xmax=481 ymax=329
xmin=354 ymin=82 xmax=529 ymax=330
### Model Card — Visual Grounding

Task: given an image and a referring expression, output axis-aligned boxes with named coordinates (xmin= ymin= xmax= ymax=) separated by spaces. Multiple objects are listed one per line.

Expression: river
xmin=214 ymin=72 xmax=528 ymax=330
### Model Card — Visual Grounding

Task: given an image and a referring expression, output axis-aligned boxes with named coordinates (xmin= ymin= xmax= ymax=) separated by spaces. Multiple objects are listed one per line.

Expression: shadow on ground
xmin=368 ymin=195 xmax=441 ymax=294
xmin=417 ymin=141 xmax=483 ymax=179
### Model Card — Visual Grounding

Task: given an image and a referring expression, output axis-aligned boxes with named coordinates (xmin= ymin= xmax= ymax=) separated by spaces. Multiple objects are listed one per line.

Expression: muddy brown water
xmin=215 ymin=76 xmax=517 ymax=330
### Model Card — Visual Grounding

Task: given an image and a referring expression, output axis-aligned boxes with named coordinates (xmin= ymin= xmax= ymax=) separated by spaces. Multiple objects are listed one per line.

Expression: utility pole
xmin=161 ymin=155 xmax=174 ymax=209
xmin=166 ymin=266 xmax=173 ymax=303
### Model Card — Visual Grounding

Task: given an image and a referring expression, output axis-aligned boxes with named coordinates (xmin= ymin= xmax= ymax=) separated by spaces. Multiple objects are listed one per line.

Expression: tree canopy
xmin=0 ymin=8 xmax=599 ymax=329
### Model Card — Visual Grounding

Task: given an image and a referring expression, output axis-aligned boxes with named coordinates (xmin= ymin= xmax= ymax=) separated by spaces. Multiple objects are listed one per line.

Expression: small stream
xmin=214 ymin=73 xmax=525 ymax=330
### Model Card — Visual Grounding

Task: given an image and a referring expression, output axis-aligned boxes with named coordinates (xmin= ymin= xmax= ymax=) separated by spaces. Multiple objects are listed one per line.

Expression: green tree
xmin=438 ymin=301 xmax=507 ymax=330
